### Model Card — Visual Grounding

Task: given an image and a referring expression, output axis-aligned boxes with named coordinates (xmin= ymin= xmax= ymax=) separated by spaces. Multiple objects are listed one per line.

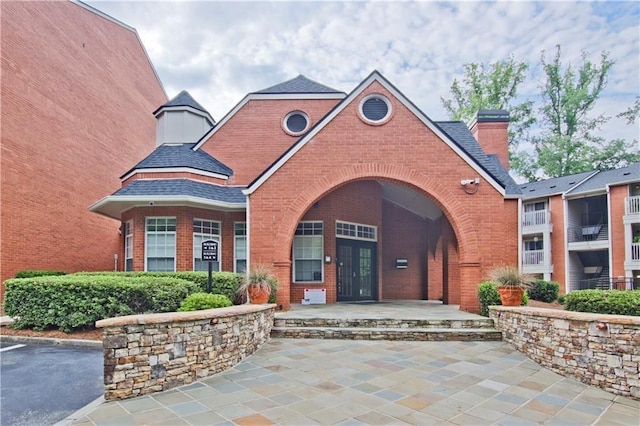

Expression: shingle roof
xmin=112 ymin=179 xmax=246 ymax=204
xmin=568 ymin=162 xmax=640 ymax=195
xmin=254 ymin=75 xmax=343 ymax=94
xmin=434 ymin=121 xmax=521 ymax=196
xmin=121 ymin=143 xmax=233 ymax=178
xmin=153 ymin=90 xmax=209 ymax=115
xmin=519 ymin=170 xmax=596 ymax=199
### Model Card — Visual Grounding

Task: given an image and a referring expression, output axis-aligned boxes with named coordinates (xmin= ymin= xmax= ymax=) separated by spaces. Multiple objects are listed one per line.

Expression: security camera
xmin=149 ymin=201 xmax=155 ymax=206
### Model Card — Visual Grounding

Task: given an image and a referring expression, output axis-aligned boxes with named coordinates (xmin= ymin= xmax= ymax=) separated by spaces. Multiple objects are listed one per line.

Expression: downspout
xmin=245 ymin=194 xmax=251 ymax=276
xmin=562 ymin=193 xmax=569 ymax=293
xmin=606 ymin=184 xmax=613 ymax=285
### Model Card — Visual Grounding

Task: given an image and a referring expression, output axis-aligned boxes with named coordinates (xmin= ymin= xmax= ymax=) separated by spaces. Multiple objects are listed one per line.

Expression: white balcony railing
xmin=632 ymin=242 xmax=640 ymax=261
xmin=522 ymin=210 xmax=550 ymax=228
xmin=626 ymin=195 xmax=640 ymax=215
xmin=523 ymin=249 xmax=544 ymax=265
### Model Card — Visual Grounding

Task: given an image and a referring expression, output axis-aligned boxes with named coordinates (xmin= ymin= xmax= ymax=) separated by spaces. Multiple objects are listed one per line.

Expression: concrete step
xmin=271 ymin=326 xmax=503 ymax=341
xmin=274 ymin=318 xmax=495 ymax=329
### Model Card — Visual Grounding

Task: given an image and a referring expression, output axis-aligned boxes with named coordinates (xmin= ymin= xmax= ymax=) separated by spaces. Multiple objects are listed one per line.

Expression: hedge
xmin=562 ymin=290 xmax=640 ymax=316
xmin=528 ymin=280 xmax=560 ymax=303
xmin=72 ymin=271 xmax=244 ymax=303
xmin=3 ymin=275 xmax=199 ymax=332
xmin=478 ymin=281 xmax=528 ymax=317
xmin=178 ymin=293 xmax=232 ymax=311
xmin=14 ymin=270 xmax=67 ymax=278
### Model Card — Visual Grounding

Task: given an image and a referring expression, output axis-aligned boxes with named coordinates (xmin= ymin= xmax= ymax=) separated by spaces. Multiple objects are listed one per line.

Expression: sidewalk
xmin=69 ymin=338 xmax=639 ymax=425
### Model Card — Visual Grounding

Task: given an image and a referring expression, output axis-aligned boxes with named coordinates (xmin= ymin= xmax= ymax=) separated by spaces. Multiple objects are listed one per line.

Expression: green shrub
xmin=73 ymin=271 xmax=242 ymax=303
xmin=14 ymin=270 xmax=67 ymax=278
xmin=178 ymin=293 xmax=232 ymax=311
xmin=528 ymin=280 xmax=560 ymax=303
xmin=563 ymin=290 xmax=640 ymax=316
xmin=478 ymin=281 xmax=529 ymax=317
xmin=3 ymin=275 xmax=196 ymax=332
xmin=557 ymin=294 xmax=566 ymax=305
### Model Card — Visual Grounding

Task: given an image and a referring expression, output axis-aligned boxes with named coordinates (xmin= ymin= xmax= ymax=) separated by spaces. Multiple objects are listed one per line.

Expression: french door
xmin=336 ymin=239 xmax=377 ymax=302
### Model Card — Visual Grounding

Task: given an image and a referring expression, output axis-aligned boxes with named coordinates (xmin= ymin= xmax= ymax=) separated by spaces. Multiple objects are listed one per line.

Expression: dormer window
xmin=359 ymin=94 xmax=392 ymax=124
xmin=283 ymin=111 xmax=309 ymax=135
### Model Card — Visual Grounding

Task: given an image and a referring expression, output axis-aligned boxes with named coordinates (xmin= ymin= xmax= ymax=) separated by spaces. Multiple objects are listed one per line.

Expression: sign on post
xmin=202 ymin=240 xmax=218 ymax=293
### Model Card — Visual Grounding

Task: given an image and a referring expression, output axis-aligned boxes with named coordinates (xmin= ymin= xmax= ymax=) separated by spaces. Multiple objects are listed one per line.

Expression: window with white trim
xmin=145 ymin=217 xmax=176 ymax=271
xmin=293 ymin=222 xmax=323 ymax=282
xmin=193 ymin=219 xmax=220 ymax=271
xmin=336 ymin=221 xmax=377 ymax=241
xmin=124 ymin=221 xmax=133 ymax=271
xmin=234 ymin=222 xmax=247 ymax=273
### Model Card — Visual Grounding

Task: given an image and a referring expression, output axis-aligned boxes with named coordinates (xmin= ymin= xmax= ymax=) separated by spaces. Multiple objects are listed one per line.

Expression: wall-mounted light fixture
xmin=325 ymin=255 xmax=332 ymax=264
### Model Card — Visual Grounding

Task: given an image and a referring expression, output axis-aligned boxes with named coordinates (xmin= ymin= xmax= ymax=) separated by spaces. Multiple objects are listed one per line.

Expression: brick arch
xmin=270 ymin=163 xmax=480 ymax=267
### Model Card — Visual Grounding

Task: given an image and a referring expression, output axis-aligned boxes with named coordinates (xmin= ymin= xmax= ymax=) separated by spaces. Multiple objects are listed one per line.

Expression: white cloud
xmin=89 ymin=0 xmax=639 ymax=143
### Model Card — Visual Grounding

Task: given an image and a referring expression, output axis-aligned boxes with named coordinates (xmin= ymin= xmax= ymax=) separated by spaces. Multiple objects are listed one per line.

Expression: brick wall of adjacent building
xmin=0 ymin=1 xmax=166 ymax=286
xmin=246 ymin=81 xmax=519 ymax=312
xmin=609 ymin=184 xmax=628 ymax=279
xmin=548 ymin=195 xmax=567 ymax=291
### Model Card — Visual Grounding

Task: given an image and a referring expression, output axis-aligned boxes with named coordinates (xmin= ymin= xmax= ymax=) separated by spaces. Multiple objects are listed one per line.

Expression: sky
xmin=87 ymin=0 xmax=640 ymax=144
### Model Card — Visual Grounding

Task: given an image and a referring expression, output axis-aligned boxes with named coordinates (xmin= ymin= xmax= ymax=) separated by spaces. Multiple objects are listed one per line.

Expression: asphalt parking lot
xmin=0 ymin=341 xmax=103 ymax=425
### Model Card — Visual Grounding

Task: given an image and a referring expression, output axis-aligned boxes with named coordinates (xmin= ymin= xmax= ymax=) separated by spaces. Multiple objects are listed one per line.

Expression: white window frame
xmin=293 ymin=221 xmax=324 ymax=283
xmin=124 ymin=221 xmax=133 ymax=271
xmin=234 ymin=222 xmax=247 ymax=273
xmin=335 ymin=220 xmax=378 ymax=242
xmin=145 ymin=217 xmax=177 ymax=272
xmin=193 ymin=218 xmax=221 ymax=272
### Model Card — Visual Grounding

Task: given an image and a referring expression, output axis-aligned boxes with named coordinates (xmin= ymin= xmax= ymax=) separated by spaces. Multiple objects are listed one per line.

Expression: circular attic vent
xmin=283 ymin=111 xmax=309 ymax=135
xmin=360 ymin=94 xmax=391 ymax=124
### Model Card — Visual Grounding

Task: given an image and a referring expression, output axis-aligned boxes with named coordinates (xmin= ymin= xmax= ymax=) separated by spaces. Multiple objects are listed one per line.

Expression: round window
xmin=360 ymin=95 xmax=391 ymax=123
xmin=284 ymin=111 xmax=309 ymax=134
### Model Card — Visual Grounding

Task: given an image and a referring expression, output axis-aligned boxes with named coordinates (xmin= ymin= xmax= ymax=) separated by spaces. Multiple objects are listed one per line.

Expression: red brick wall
xmin=201 ymin=99 xmax=340 ymax=185
xmin=0 ymin=2 xmax=166 ymax=284
xmin=609 ymin=184 xmax=628 ymax=279
xmin=121 ymin=207 xmax=245 ymax=273
xmin=381 ymin=200 xmax=428 ymax=300
xmin=471 ymin=121 xmax=509 ymax=170
xmin=248 ymin=81 xmax=518 ymax=311
xmin=548 ymin=195 xmax=567 ymax=292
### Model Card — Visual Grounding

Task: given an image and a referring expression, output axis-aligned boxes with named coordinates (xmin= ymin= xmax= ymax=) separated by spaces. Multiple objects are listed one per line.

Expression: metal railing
xmin=625 ymin=195 xmax=640 ymax=215
xmin=567 ymin=224 xmax=608 ymax=243
xmin=578 ymin=277 xmax=639 ymax=291
xmin=523 ymin=250 xmax=544 ymax=265
xmin=632 ymin=242 xmax=640 ymax=261
xmin=522 ymin=210 xmax=550 ymax=227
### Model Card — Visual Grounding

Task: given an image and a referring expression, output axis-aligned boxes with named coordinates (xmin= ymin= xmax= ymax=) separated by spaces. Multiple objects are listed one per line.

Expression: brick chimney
xmin=469 ymin=109 xmax=510 ymax=170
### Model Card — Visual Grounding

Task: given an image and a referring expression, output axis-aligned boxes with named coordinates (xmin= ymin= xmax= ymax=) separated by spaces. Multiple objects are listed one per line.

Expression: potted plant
xmin=237 ymin=264 xmax=279 ymax=304
xmin=489 ymin=265 xmax=535 ymax=307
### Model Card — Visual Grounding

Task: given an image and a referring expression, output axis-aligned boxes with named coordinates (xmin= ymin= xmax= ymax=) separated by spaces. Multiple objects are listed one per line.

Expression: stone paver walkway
xmin=72 ymin=339 xmax=639 ymax=425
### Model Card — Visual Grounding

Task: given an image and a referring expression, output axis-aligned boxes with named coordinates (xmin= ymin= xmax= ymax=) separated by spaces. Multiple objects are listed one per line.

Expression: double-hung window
xmin=124 ymin=221 xmax=133 ymax=271
xmin=145 ymin=217 xmax=176 ymax=271
xmin=193 ymin=219 xmax=220 ymax=271
xmin=293 ymin=221 xmax=323 ymax=282
xmin=234 ymin=222 xmax=247 ymax=273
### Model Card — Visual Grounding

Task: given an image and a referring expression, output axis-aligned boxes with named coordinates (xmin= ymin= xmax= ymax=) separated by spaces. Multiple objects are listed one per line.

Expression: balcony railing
xmin=567 ymin=224 xmax=608 ymax=243
xmin=632 ymin=242 xmax=640 ymax=261
xmin=522 ymin=210 xmax=550 ymax=228
xmin=578 ymin=277 xmax=639 ymax=291
xmin=625 ymin=195 xmax=640 ymax=215
xmin=523 ymin=249 xmax=544 ymax=265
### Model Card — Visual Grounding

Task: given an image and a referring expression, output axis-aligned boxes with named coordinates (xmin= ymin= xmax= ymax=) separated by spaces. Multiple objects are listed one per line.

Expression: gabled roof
xmin=254 ymin=75 xmax=344 ymax=94
xmin=113 ymin=179 xmax=245 ymax=203
xmin=519 ymin=171 xmax=596 ymax=199
xmin=153 ymin=90 xmax=209 ymax=116
xmin=121 ymin=143 xmax=233 ymax=179
xmin=567 ymin=161 xmax=640 ymax=196
xmin=245 ymin=70 xmax=516 ymax=197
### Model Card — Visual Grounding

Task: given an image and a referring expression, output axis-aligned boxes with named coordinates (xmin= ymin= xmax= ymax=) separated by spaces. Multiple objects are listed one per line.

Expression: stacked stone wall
xmin=96 ymin=304 xmax=275 ymax=400
xmin=490 ymin=307 xmax=639 ymax=399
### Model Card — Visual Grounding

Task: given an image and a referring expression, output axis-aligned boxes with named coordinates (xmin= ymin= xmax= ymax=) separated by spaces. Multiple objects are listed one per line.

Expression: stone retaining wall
xmin=490 ymin=306 xmax=639 ymax=399
xmin=96 ymin=304 xmax=275 ymax=400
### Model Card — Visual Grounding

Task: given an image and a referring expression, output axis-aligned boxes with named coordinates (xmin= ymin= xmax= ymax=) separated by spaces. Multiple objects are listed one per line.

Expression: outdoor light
xmin=325 ymin=255 xmax=332 ymax=264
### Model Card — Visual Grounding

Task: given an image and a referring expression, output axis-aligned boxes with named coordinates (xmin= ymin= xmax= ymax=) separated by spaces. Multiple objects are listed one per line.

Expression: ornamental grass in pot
xmin=489 ymin=265 xmax=535 ymax=307
xmin=237 ymin=264 xmax=279 ymax=304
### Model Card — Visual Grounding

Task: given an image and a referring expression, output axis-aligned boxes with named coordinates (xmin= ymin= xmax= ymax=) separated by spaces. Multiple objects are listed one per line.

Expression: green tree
xmin=513 ymin=46 xmax=640 ymax=179
xmin=440 ymin=56 xmax=535 ymax=146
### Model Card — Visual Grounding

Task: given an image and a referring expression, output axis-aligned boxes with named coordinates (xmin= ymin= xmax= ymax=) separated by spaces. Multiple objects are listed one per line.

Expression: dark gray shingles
xmin=519 ymin=171 xmax=598 ymax=199
xmin=254 ymin=75 xmax=344 ymax=94
xmin=153 ymin=90 xmax=209 ymax=114
xmin=113 ymin=179 xmax=246 ymax=204
xmin=121 ymin=144 xmax=233 ymax=178
xmin=568 ymin=162 xmax=640 ymax=195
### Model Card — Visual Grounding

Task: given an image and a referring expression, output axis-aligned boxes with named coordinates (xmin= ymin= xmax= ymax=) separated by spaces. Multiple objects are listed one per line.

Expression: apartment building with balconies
xmin=519 ymin=162 xmax=640 ymax=293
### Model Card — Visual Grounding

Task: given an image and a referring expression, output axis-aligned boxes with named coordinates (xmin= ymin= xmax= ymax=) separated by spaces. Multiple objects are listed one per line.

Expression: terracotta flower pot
xmin=247 ymin=285 xmax=270 ymax=304
xmin=498 ymin=286 xmax=525 ymax=306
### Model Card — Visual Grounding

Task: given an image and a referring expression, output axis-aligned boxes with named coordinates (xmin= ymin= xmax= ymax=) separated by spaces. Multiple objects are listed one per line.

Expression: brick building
xmin=0 ymin=1 xmax=167 ymax=285
xmin=519 ymin=162 xmax=640 ymax=291
xmin=91 ymin=72 xmax=521 ymax=312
